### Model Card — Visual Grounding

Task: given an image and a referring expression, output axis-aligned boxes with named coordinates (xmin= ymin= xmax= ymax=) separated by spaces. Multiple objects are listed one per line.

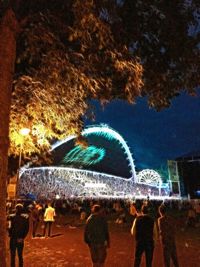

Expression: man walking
xmin=158 ymin=204 xmax=179 ymax=267
xmin=131 ymin=204 xmax=157 ymax=267
xmin=84 ymin=204 xmax=110 ymax=267
xmin=8 ymin=203 xmax=29 ymax=267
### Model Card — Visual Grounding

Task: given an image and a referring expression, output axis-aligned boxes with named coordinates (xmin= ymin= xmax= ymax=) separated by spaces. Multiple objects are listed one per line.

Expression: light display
xmin=51 ymin=124 xmax=137 ymax=180
xmin=19 ymin=125 xmax=171 ymax=199
xmin=62 ymin=145 xmax=106 ymax=166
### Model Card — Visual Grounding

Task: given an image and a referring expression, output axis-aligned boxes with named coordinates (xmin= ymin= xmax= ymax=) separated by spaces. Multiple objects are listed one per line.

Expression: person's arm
xmin=53 ymin=208 xmax=56 ymax=219
xmin=8 ymin=216 xmax=14 ymax=237
xmin=153 ymin=221 xmax=159 ymax=242
xmin=157 ymin=218 xmax=162 ymax=242
xmin=131 ymin=217 xmax=137 ymax=236
xmin=84 ymin=216 xmax=91 ymax=245
xmin=105 ymin=220 xmax=110 ymax=248
xmin=43 ymin=209 xmax=47 ymax=220
xmin=22 ymin=218 xmax=29 ymax=239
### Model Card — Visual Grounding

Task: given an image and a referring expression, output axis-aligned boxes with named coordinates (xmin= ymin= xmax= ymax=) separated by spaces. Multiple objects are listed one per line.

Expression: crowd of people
xmin=7 ymin=196 xmax=200 ymax=267
xmin=18 ymin=167 xmax=169 ymax=200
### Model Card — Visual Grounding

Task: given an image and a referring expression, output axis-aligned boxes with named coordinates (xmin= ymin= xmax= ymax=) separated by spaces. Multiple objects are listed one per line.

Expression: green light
xmin=62 ymin=145 xmax=106 ymax=166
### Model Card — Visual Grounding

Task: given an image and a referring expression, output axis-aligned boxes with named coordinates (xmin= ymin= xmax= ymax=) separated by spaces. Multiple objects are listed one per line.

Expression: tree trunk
xmin=0 ymin=9 xmax=18 ymax=267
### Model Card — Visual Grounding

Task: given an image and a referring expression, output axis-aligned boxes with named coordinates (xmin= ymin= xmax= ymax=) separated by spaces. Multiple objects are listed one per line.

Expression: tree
xmin=0 ymin=7 xmax=18 ymax=266
xmin=9 ymin=1 xmax=143 ymax=156
xmin=100 ymin=0 xmax=200 ymax=108
xmin=8 ymin=0 xmax=200 ymax=155
xmin=0 ymin=1 xmax=142 ymax=265
xmin=0 ymin=1 xmax=200 ymax=265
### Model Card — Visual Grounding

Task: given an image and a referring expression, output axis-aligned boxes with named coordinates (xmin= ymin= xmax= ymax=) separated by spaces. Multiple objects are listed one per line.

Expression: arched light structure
xmin=51 ymin=124 xmax=137 ymax=181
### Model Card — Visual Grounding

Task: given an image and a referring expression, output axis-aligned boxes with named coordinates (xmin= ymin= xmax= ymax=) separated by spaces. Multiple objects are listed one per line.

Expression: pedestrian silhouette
xmin=43 ymin=202 xmax=56 ymax=237
xmin=84 ymin=204 xmax=110 ymax=267
xmin=8 ymin=203 xmax=29 ymax=267
xmin=158 ymin=204 xmax=179 ymax=267
xmin=131 ymin=204 xmax=158 ymax=267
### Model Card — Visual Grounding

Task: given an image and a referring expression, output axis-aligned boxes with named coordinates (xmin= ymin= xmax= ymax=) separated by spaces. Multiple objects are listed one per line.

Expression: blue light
xmin=196 ymin=190 xmax=200 ymax=196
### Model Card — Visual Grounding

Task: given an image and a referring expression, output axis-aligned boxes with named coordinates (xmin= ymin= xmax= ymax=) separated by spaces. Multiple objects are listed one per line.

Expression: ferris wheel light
xmin=137 ymin=169 xmax=162 ymax=187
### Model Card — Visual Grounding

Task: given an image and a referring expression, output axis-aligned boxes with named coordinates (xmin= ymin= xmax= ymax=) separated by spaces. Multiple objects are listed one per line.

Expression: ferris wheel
xmin=137 ymin=169 xmax=162 ymax=187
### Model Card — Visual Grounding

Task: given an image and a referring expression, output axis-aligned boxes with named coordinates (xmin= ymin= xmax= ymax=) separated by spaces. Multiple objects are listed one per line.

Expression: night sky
xmin=85 ymin=91 xmax=200 ymax=177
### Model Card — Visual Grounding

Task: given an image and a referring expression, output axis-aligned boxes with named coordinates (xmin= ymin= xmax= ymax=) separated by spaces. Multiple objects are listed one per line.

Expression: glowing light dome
xmin=51 ymin=124 xmax=136 ymax=180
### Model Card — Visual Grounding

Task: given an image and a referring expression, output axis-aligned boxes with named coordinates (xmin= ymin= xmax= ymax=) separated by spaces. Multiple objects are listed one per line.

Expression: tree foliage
xmin=9 ymin=0 xmax=143 ymax=156
xmin=100 ymin=0 xmax=200 ymax=108
xmin=2 ymin=0 xmax=199 ymax=156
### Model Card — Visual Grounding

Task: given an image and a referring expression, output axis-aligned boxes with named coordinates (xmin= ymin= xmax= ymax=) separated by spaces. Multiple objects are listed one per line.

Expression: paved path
xmin=7 ymin=219 xmax=200 ymax=267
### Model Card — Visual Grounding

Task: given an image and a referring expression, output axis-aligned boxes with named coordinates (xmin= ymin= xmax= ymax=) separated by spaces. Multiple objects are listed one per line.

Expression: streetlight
xmin=19 ymin=127 xmax=31 ymax=135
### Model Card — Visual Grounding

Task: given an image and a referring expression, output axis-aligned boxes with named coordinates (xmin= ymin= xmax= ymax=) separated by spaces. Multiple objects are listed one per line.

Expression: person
xmin=145 ymin=197 xmax=156 ymax=220
xmin=194 ymin=201 xmax=200 ymax=223
xmin=131 ymin=204 xmax=157 ymax=267
xmin=130 ymin=202 xmax=137 ymax=220
xmin=186 ymin=204 xmax=196 ymax=228
xmin=8 ymin=203 xmax=29 ymax=267
xmin=31 ymin=202 xmax=42 ymax=238
xmin=158 ymin=204 xmax=179 ymax=267
xmin=43 ymin=202 xmax=56 ymax=238
xmin=84 ymin=204 xmax=110 ymax=267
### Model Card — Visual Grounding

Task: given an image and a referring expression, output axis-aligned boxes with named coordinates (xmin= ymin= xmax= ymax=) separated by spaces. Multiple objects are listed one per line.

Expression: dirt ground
xmin=6 ymin=215 xmax=200 ymax=267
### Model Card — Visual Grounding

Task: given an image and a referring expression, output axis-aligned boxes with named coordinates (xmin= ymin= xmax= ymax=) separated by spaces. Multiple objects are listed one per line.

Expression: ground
xmin=6 ymin=214 xmax=200 ymax=267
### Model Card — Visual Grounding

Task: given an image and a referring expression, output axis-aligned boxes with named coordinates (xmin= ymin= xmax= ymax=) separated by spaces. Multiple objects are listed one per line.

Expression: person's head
xmin=141 ymin=204 xmax=149 ymax=215
xmin=91 ymin=204 xmax=101 ymax=214
xmin=159 ymin=204 xmax=167 ymax=216
xmin=135 ymin=200 xmax=142 ymax=212
xmin=15 ymin=203 xmax=23 ymax=215
xmin=36 ymin=203 xmax=42 ymax=210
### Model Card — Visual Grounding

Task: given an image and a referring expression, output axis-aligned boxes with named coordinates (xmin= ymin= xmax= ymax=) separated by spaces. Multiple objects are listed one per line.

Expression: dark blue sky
xmin=85 ymin=92 xmax=200 ymax=174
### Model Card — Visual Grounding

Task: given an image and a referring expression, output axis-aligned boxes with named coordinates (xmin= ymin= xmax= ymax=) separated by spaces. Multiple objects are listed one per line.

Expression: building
xmin=168 ymin=151 xmax=200 ymax=199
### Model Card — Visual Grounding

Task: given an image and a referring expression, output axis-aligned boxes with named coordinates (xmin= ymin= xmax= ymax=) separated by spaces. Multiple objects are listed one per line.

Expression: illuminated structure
xmin=137 ymin=169 xmax=162 ymax=187
xmin=51 ymin=125 xmax=136 ymax=179
xmin=19 ymin=125 xmax=169 ymax=199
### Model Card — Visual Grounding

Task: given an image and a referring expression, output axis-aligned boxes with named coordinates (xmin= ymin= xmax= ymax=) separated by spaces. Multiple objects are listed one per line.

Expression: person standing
xmin=186 ymin=204 xmax=196 ymax=228
xmin=131 ymin=204 xmax=157 ymax=267
xmin=84 ymin=204 xmax=110 ymax=267
xmin=43 ymin=202 xmax=56 ymax=238
xmin=158 ymin=204 xmax=179 ymax=267
xmin=31 ymin=202 xmax=42 ymax=238
xmin=8 ymin=203 xmax=29 ymax=267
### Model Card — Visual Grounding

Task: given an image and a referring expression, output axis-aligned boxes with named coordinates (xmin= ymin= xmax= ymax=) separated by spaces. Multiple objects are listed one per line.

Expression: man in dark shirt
xmin=131 ymin=204 xmax=157 ymax=267
xmin=31 ymin=202 xmax=42 ymax=238
xmin=84 ymin=204 xmax=110 ymax=267
xmin=158 ymin=204 xmax=179 ymax=267
xmin=8 ymin=203 xmax=29 ymax=267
